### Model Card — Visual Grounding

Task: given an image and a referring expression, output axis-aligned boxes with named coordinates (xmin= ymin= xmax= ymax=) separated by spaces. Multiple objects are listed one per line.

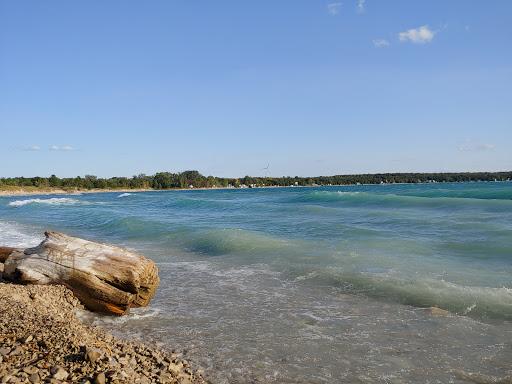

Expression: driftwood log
xmin=1 ymin=232 xmax=159 ymax=315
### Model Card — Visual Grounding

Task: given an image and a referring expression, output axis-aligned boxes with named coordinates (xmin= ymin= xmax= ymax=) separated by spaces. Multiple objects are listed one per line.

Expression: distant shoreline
xmin=1 ymin=171 xmax=511 ymax=197
xmin=1 ymin=179 xmax=511 ymax=198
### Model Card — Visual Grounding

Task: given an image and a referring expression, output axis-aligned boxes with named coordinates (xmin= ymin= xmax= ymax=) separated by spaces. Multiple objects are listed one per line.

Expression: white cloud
xmin=373 ymin=39 xmax=390 ymax=48
xmin=458 ymin=140 xmax=495 ymax=152
xmin=398 ymin=25 xmax=435 ymax=44
xmin=327 ymin=2 xmax=342 ymax=15
xmin=357 ymin=0 xmax=365 ymax=13
xmin=23 ymin=145 xmax=41 ymax=151
xmin=49 ymin=145 xmax=75 ymax=151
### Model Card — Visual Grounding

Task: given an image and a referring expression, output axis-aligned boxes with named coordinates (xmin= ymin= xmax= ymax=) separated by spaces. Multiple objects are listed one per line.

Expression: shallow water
xmin=1 ymin=182 xmax=512 ymax=382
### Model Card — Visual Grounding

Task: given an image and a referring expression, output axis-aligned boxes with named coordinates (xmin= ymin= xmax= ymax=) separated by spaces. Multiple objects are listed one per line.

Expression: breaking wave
xmin=295 ymin=190 xmax=512 ymax=209
xmin=0 ymin=221 xmax=43 ymax=248
xmin=8 ymin=197 xmax=81 ymax=207
xmin=293 ymin=268 xmax=512 ymax=320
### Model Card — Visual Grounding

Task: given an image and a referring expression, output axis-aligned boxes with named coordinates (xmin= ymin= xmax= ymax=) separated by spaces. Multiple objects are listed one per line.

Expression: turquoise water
xmin=1 ymin=182 xmax=512 ymax=382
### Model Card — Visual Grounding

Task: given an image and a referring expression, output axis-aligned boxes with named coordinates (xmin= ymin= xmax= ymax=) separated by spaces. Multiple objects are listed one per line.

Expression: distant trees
xmin=0 ymin=171 xmax=511 ymax=191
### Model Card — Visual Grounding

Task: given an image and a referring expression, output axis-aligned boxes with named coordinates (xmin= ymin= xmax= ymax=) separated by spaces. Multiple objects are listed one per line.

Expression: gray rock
xmin=9 ymin=346 xmax=23 ymax=356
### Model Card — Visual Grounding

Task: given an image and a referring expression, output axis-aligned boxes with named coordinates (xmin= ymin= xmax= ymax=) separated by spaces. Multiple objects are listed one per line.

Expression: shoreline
xmin=0 ymin=282 xmax=206 ymax=384
xmin=1 ymin=179 xmax=510 ymax=198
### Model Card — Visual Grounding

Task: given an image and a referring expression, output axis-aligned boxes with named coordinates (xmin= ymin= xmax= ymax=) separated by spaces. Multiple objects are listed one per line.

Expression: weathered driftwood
xmin=1 ymin=232 xmax=159 ymax=315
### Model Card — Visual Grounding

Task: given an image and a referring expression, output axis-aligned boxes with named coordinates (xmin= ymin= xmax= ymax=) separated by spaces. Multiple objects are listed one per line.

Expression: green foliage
xmin=1 ymin=171 xmax=511 ymax=191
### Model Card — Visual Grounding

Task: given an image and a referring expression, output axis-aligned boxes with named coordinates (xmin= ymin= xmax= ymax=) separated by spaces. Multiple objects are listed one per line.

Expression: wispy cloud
xmin=49 ymin=145 xmax=75 ymax=151
xmin=22 ymin=145 xmax=41 ymax=151
xmin=458 ymin=140 xmax=495 ymax=152
xmin=327 ymin=2 xmax=342 ymax=15
xmin=398 ymin=25 xmax=435 ymax=44
xmin=356 ymin=0 xmax=365 ymax=13
xmin=373 ymin=39 xmax=390 ymax=48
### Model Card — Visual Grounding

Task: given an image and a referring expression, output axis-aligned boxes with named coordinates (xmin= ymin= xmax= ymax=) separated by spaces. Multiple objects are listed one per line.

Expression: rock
xmin=0 ymin=347 xmax=9 ymax=357
xmin=23 ymin=366 xmax=38 ymax=375
xmin=51 ymin=366 xmax=69 ymax=380
xmin=28 ymin=373 xmax=40 ymax=383
xmin=426 ymin=306 xmax=451 ymax=317
xmin=93 ymin=372 xmax=106 ymax=384
xmin=85 ymin=347 xmax=102 ymax=364
xmin=168 ymin=362 xmax=184 ymax=375
xmin=159 ymin=372 xmax=173 ymax=382
xmin=22 ymin=335 xmax=34 ymax=343
xmin=9 ymin=345 xmax=23 ymax=356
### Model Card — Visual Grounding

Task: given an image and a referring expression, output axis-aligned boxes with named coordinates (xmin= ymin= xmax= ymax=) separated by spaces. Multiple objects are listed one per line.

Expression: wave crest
xmin=8 ymin=197 xmax=81 ymax=207
xmin=297 ymin=190 xmax=512 ymax=208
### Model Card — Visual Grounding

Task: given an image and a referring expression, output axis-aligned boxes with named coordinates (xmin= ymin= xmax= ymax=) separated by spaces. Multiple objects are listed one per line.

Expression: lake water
xmin=1 ymin=182 xmax=512 ymax=383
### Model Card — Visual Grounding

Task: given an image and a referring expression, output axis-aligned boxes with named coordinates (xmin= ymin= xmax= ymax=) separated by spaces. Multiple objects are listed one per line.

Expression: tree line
xmin=1 ymin=171 xmax=511 ymax=191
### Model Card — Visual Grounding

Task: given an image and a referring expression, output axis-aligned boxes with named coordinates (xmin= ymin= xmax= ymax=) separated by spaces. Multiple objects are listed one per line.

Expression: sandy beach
xmin=0 ymin=282 xmax=206 ymax=384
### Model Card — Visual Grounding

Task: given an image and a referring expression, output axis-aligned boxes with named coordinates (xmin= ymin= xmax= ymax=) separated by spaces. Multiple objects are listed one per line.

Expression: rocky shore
xmin=0 ymin=283 xmax=206 ymax=384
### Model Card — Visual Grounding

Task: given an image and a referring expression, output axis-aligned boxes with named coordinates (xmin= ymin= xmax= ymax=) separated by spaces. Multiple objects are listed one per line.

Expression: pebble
xmin=51 ymin=367 xmax=69 ymax=380
xmin=93 ymin=372 xmax=106 ymax=384
xmin=85 ymin=347 xmax=102 ymax=364
xmin=22 ymin=335 xmax=34 ymax=344
xmin=9 ymin=346 xmax=23 ymax=356
xmin=23 ymin=366 xmax=38 ymax=375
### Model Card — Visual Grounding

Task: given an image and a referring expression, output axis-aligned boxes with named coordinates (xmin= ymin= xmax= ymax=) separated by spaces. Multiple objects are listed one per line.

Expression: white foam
xmin=77 ymin=306 xmax=162 ymax=326
xmin=0 ymin=221 xmax=43 ymax=248
xmin=463 ymin=303 xmax=477 ymax=315
xmin=8 ymin=197 xmax=80 ymax=207
xmin=117 ymin=193 xmax=133 ymax=198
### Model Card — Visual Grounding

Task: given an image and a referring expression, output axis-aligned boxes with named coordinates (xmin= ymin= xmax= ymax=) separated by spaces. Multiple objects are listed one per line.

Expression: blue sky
xmin=1 ymin=1 xmax=511 ymax=178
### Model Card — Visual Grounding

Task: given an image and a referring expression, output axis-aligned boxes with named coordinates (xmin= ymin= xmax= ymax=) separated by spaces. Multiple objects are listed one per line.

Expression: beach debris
xmin=1 ymin=231 xmax=159 ymax=315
